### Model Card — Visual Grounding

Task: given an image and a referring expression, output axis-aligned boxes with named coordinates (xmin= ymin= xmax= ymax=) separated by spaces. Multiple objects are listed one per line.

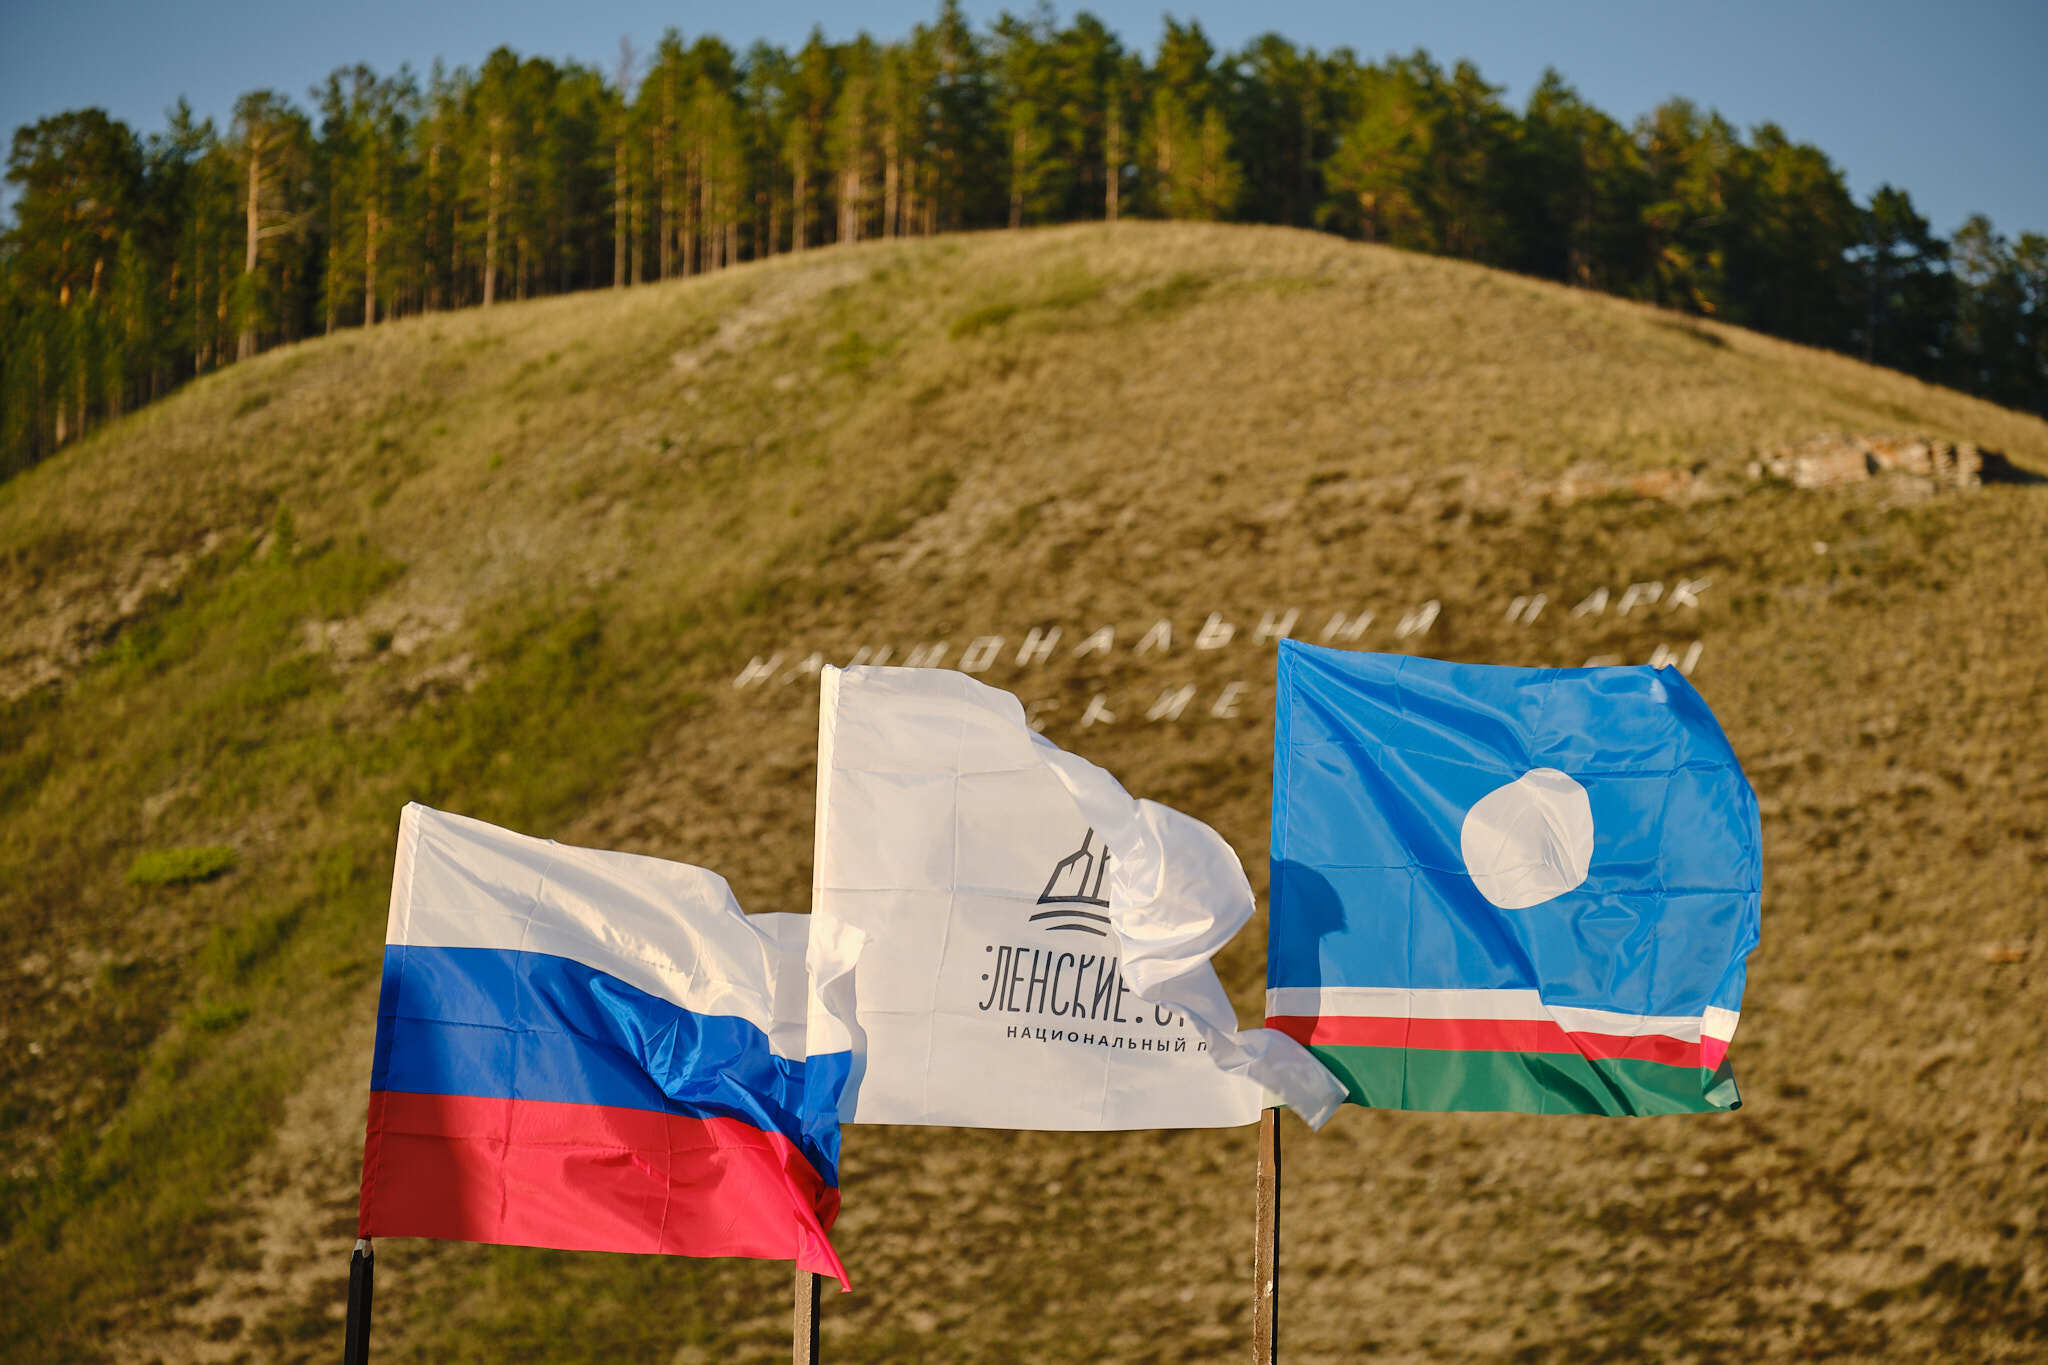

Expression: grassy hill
xmin=3 ymin=222 xmax=2044 ymax=1363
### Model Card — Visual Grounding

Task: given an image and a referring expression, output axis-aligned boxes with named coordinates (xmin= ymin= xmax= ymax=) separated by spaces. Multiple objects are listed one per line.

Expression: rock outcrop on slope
xmin=1750 ymin=433 xmax=2028 ymax=491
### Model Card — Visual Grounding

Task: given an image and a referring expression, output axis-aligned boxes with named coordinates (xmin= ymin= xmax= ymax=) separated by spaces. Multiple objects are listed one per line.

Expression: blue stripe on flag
xmin=370 ymin=945 xmax=846 ymax=1184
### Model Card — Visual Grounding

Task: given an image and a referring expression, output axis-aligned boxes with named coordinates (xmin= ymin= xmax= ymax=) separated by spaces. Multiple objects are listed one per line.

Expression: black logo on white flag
xmin=1031 ymin=829 xmax=1112 ymax=936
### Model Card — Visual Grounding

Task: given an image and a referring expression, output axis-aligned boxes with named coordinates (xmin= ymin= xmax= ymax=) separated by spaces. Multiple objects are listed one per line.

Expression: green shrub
xmin=200 ymin=903 xmax=305 ymax=983
xmin=951 ymin=302 xmax=1018 ymax=338
xmin=1036 ymin=266 xmax=1104 ymax=311
xmin=1132 ymin=270 xmax=1210 ymax=314
xmin=188 ymin=1002 xmax=251 ymax=1034
xmin=825 ymin=328 xmax=881 ymax=374
xmin=126 ymin=846 xmax=237 ymax=887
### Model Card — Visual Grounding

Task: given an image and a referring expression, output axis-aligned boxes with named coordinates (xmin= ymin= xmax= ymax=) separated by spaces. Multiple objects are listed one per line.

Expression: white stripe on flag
xmin=388 ymin=804 xmax=808 ymax=1059
xmin=1265 ymin=985 xmax=1739 ymax=1044
xmin=1702 ymin=1006 xmax=1740 ymax=1044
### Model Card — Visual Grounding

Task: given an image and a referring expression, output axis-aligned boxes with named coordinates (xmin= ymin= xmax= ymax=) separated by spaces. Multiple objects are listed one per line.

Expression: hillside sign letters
xmin=733 ymin=577 xmax=1712 ymax=732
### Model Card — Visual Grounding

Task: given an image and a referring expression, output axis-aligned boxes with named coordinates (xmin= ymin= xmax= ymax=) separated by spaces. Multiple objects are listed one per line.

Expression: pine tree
xmin=1854 ymin=185 xmax=1951 ymax=374
xmin=1043 ymin=13 xmax=1123 ymax=223
xmin=2013 ymin=232 xmax=2048 ymax=414
xmin=926 ymin=1 xmax=993 ymax=232
xmin=993 ymin=9 xmax=1068 ymax=229
xmin=1231 ymin=34 xmax=1327 ymax=230
xmin=1514 ymin=72 xmax=1644 ymax=288
xmin=611 ymin=40 xmax=637 ymax=286
xmin=739 ymin=43 xmax=792 ymax=257
xmin=1102 ymin=52 xmax=1143 ymax=223
xmin=875 ymin=42 xmax=918 ymax=238
xmin=1323 ymin=59 xmax=1433 ymax=246
xmin=419 ymin=61 xmax=462 ymax=308
xmin=1638 ymin=99 xmax=1753 ymax=316
xmin=138 ymin=102 xmax=211 ymax=399
xmin=686 ymin=41 xmax=744 ymax=271
xmin=470 ymin=49 xmax=526 ymax=305
xmin=231 ymin=91 xmax=310 ymax=358
xmin=1951 ymin=216 xmax=2030 ymax=405
xmin=786 ymin=31 xmax=834 ymax=252
xmin=832 ymin=37 xmax=885 ymax=245
xmin=6 ymin=110 xmax=143 ymax=446
xmin=1737 ymin=124 xmax=1857 ymax=345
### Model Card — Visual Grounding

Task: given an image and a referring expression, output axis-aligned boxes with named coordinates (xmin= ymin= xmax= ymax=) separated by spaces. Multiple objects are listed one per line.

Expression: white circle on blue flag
xmin=1461 ymin=768 xmax=1595 ymax=910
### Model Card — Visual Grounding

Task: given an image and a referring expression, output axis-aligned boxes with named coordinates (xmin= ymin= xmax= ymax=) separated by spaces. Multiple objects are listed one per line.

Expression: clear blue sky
xmin=2 ymin=1 xmax=2043 ymax=238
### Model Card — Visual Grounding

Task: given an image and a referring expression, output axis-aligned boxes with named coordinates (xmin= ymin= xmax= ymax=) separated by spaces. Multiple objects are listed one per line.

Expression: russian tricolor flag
xmin=358 ymin=805 xmax=851 ymax=1285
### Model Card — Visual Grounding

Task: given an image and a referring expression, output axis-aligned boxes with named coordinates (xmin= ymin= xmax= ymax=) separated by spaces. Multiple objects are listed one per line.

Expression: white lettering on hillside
xmin=1074 ymin=625 xmax=1115 ymax=657
xmin=1147 ymin=685 xmax=1197 ymax=722
xmin=960 ymin=636 xmax=1005 ymax=674
xmin=1394 ymin=600 xmax=1440 ymax=639
xmin=1617 ymin=582 xmax=1663 ymax=616
xmin=1194 ymin=614 xmax=1235 ymax=650
xmin=733 ymin=653 xmax=782 ymax=688
xmin=1016 ymin=627 xmax=1061 ymax=667
xmin=1322 ymin=610 xmax=1373 ymax=642
xmin=1254 ymin=609 xmax=1298 ymax=646
xmin=730 ymin=573 xmax=1726 ymax=726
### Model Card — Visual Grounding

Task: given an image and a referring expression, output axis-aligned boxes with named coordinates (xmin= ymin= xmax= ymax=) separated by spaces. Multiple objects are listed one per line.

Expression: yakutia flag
xmin=358 ymin=805 xmax=852 ymax=1285
xmin=1267 ymin=643 xmax=1760 ymax=1116
xmin=808 ymin=665 xmax=1343 ymax=1131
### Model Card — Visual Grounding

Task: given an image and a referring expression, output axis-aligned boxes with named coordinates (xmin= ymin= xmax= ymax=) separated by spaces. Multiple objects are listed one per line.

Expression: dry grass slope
xmin=1 ymin=222 xmax=2043 ymax=1363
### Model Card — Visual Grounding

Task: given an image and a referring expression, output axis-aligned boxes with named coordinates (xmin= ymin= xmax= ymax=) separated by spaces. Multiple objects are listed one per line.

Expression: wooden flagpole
xmin=343 ymin=1238 xmax=374 ymax=1365
xmin=794 ymin=1267 xmax=821 ymax=1364
xmin=1252 ymin=1110 xmax=1281 ymax=1364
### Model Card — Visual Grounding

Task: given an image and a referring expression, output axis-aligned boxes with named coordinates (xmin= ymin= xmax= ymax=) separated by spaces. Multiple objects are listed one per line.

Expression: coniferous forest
xmin=4 ymin=3 xmax=2044 ymax=480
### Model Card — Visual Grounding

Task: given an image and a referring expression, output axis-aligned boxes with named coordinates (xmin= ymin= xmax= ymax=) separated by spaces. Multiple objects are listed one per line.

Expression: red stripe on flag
xmin=357 ymin=1091 xmax=847 ymax=1285
xmin=1266 ymin=1015 xmax=1715 ymax=1071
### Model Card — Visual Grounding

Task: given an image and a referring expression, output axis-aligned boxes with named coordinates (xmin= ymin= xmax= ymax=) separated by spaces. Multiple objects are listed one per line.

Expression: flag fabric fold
xmin=358 ymin=804 xmax=851 ymax=1286
xmin=1039 ymin=743 xmax=1346 ymax=1128
xmin=1267 ymin=642 xmax=1760 ymax=1117
xmin=809 ymin=664 xmax=1340 ymax=1131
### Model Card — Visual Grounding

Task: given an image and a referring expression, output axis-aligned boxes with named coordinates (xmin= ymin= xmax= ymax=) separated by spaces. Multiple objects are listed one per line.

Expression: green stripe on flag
xmin=1309 ymin=1044 xmax=1741 ymax=1116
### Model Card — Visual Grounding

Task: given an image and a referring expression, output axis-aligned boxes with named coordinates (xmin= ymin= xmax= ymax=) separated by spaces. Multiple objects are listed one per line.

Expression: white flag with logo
xmin=807 ymin=665 xmax=1343 ymax=1131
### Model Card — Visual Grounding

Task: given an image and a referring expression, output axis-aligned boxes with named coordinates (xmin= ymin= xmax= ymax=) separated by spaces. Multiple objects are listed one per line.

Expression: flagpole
xmin=794 ymin=1267 xmax=820 ymax=1364
xmin=343 ymin=1238 xmax=374 ymax=1365
xmin=1253 ymin=1110 xmax=1280 ymax=1364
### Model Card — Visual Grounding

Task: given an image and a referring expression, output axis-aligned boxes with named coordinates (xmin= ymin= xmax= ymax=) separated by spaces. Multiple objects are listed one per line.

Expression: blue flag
xmin=1267 ymin=641 xmax=1760 ymax=1115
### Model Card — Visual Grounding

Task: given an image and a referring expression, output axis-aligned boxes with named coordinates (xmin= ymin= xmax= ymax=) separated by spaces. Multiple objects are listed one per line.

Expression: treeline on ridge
xmin=4 ymin=2 xmax=2045 ymax=480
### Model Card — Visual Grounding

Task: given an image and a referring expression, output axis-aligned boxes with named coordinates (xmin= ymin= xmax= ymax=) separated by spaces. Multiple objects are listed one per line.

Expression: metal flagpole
xmin=343 ymin=1238 xmax=374 ymax=1365
xmin=794 ymin=1267 xmax=821 ymax=1364
xmin=1252 ymin=1110 xmax=1281 ymax=1365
